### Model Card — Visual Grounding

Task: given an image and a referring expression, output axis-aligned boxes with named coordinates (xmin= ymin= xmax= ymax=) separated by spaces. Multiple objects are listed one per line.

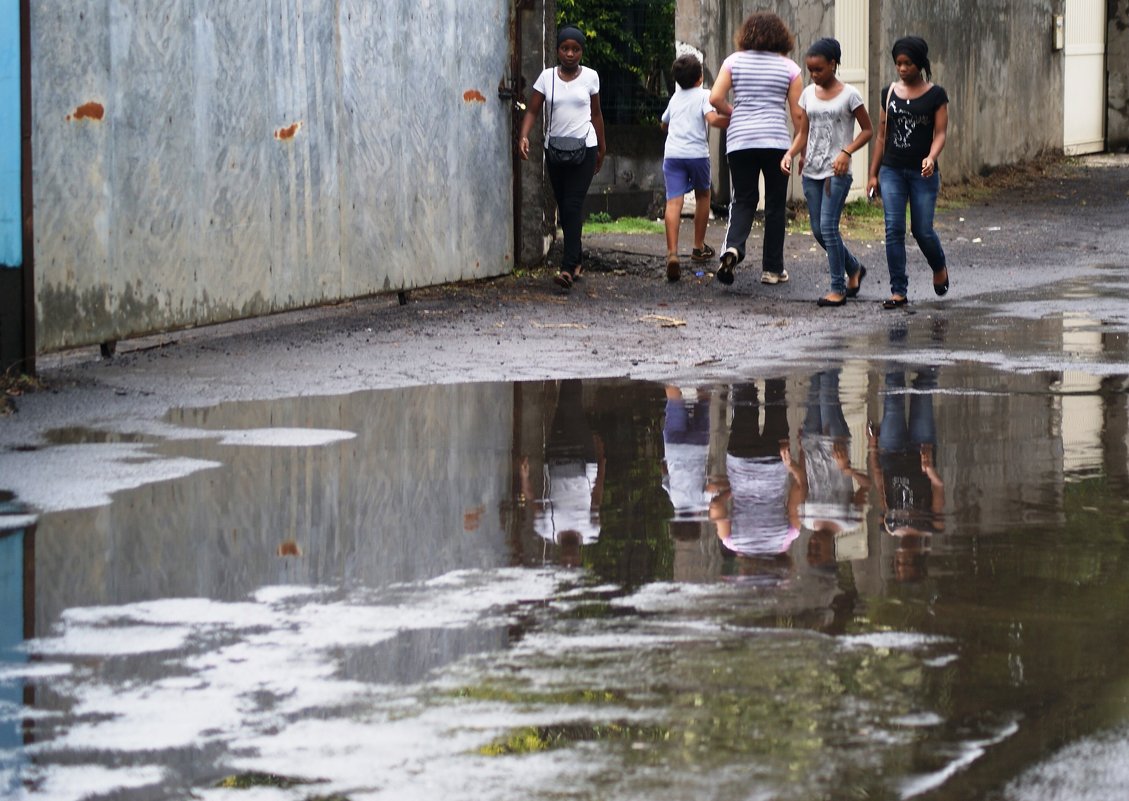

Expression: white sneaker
xmin=761 ymin=269 xmax=789 ymax=285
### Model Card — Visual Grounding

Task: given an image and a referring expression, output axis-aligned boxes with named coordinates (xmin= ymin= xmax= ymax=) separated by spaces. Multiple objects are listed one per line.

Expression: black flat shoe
xmin=933 ymin=267 xmax=949 ymax=296
xmin=882 ymin=296 xmax=908 ymax=309
xmin=845 ymin=265 xmax=867 ymax=298
xmin=817 ymin=295 xmax=847 ymax=307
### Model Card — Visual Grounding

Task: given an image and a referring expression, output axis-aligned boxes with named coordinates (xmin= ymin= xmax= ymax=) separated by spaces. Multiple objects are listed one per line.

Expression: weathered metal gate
xmin=30 ymin=1 xmax=515 ymax=353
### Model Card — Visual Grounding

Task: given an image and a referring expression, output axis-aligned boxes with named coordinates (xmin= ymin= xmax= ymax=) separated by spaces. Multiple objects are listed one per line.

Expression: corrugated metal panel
xmin=0 ymin=0 xmax=20 ymax=267
xmin=31 ymin=0 xmax=514 ymax=350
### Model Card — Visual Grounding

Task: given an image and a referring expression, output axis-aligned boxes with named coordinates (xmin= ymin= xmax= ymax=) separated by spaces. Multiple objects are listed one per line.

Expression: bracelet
xmin=841 ymin=148 xmax=852 ymax=155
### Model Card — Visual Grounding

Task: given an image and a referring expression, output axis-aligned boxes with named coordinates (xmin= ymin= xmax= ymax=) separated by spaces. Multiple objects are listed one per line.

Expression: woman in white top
xmin=518 ymin=26 xmax=607 ymax=291
xmin=709 ymin=12 xmax=803 ymax=287
xmin=782 ymin=38 xmax=873 ymax=306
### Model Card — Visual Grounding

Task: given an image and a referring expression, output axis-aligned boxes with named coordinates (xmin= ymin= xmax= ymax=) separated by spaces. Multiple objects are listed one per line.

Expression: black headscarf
xmin=892 ymin=36 xmax=931 ymax=79
xmin=807 ymin=37 xmax=841 ymax=64
xmin=557 ymin=26 xmax=586 ymax=49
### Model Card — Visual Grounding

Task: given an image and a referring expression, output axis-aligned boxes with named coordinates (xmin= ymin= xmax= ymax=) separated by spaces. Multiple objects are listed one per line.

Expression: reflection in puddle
xmin=1 ymin=347 xmax=1129 ymax=799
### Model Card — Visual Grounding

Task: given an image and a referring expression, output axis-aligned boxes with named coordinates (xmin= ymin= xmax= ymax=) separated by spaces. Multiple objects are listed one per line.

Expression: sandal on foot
xmin=882 ymin=296 xmax=908 ymax=309
xmin=553 ymin=271 xmax=573 ymax=290
xmin=666 ymin=256 xmax=681 ymax=283
xmin=716 ymin=249 xmax=737 ymax=285
xmin=846 ymin=265 xmax=867 ymax=298
xmin=691 ymin=244 xmax=715 ymax=263
xmin=933 ymin=267 xmax=949 ymax=296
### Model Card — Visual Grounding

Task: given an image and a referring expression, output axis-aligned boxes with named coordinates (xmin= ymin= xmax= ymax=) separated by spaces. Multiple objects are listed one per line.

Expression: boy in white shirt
xmin=661 ymin=55 xmax=729 ymax=282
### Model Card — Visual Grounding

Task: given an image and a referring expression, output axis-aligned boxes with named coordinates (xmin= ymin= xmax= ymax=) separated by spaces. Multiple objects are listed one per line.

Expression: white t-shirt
xmin=662 ymin=441 xmax=711 ymax=517
xmin=720 ymin=50 xmax=801 ymax=151
xmin=533 ymin=461 xmax=601 ymax=545
xmin=799 ymin=83 xmax=864 ymax=179
xmin=533 ymin=66 xmax=600 ymax=147
xmin=662 ymin=85 xmax=713 ymax=159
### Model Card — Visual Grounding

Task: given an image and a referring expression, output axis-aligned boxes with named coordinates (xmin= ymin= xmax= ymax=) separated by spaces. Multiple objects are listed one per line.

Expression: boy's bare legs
xmin=664 ymin=195 xmax=685 ymax=260
xmin=664 ymin=194 xmax=684 ymax=281
xmin=692 ymin=189 xmax=711 ymax=251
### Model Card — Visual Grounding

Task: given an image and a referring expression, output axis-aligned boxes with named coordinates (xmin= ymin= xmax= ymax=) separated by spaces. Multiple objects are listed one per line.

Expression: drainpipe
xmin=19 ymin=0 xmax=35 ymax=375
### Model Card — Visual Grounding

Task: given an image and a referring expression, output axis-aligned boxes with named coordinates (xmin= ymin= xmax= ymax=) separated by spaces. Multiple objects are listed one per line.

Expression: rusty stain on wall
xmin=463 ymin=89 xmax=486 ymax=103
xmin=66 ymin=102 xmax=105 ymax=122
xmin=274 ymin=122 xmax=302 ymax=140
xmin=463 ymin=504 xmax=486 ymax=531
xmin=276 ymin=539 xmax=302 ymax=557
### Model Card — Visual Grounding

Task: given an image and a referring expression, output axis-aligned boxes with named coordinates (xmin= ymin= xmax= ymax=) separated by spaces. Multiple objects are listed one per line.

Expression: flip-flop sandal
xmin=553 ymin=271 xmax=573 ymax=290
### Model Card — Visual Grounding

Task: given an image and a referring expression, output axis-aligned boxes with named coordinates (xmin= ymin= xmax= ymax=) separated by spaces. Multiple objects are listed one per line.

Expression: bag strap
xmin=547 ymin=69 xmax=556 ymax=138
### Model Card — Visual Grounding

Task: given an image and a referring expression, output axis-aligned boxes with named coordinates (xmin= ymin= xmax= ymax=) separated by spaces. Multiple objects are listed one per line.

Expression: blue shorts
xmin=663 ymin=157 xmax=712 ymax=201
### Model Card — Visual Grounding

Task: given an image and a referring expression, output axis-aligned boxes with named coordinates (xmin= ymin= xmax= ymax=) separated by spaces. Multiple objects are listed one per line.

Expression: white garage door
xmin=1063 ymin=0 xmax=1106 ymax=155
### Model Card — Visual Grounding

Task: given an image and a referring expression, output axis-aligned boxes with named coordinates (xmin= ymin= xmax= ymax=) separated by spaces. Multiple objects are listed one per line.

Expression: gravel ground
xmin=2 ymin=154 xmax=1128 ymax=448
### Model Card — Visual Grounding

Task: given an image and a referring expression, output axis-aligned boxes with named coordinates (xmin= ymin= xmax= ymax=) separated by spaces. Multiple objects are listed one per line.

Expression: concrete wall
xmin=874 ymin=0 xmax=1064 ymax=178
xmin=518 ymin=0 xmax=557 ymax=267
xmin=31 ymin=1 xmax=516 ymax=352
xmin=677 ymin=0 xmax=1070 ymax=198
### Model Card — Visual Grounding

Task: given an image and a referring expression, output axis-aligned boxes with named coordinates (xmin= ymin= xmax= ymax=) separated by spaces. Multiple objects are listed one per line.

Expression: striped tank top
xmin=721 ymin=50 xmax=801 ymax=151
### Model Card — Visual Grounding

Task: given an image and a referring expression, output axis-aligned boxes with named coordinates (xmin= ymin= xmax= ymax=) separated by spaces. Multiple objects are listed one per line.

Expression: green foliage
xmin=216 ymin=772 xmax=317 ymax=790
xmin=557 ymin=0 xmax=676 ymax=124
xmin=478 ymin=722 xmax=671 ymax=756
xmin=583 ymin=215 xmax=664 ymax=235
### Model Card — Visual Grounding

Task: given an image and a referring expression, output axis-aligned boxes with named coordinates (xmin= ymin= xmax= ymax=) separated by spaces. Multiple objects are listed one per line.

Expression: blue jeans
xmin=878 ymin=165 xmax=946 ymax=297
xmin=803 ymin=369 xmax=849 ymax=438
xmin=802 ymin=175 xmax=861 ymax=295
xmin=878 ymin=369 xmax=938 ymax=452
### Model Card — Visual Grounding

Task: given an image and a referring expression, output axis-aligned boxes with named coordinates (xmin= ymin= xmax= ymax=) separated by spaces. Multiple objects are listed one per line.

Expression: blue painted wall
xmin=0 ymin=530 xmax=27 ymax=790
xmin=0 ymin=0 xmax=21 ymax=268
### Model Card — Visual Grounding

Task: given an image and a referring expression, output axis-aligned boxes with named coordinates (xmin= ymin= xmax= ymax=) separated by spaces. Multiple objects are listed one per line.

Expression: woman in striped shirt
xmin=709 ymin=12 xmax=803 ymax=286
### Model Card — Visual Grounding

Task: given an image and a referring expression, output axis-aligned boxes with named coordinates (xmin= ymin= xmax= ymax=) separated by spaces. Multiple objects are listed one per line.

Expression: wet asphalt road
xmin=2 ymin=155 xmax=1128 ymax=448
xmin=1 ymin=155 xmax=1129 ymax=801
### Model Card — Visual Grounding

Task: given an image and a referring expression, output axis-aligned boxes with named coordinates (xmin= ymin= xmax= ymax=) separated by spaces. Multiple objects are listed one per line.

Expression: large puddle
xmin=2 ymin=318 xmax=1129 ymax=800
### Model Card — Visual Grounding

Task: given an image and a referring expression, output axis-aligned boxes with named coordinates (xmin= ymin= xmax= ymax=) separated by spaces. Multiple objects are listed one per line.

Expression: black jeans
xmin=724 ymin=148 xmax=788 ymax=274
xmin=727 ymin=379 xmax=789 ymax=460
xmin=546 ymin=147 xmax=598 ymax=273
